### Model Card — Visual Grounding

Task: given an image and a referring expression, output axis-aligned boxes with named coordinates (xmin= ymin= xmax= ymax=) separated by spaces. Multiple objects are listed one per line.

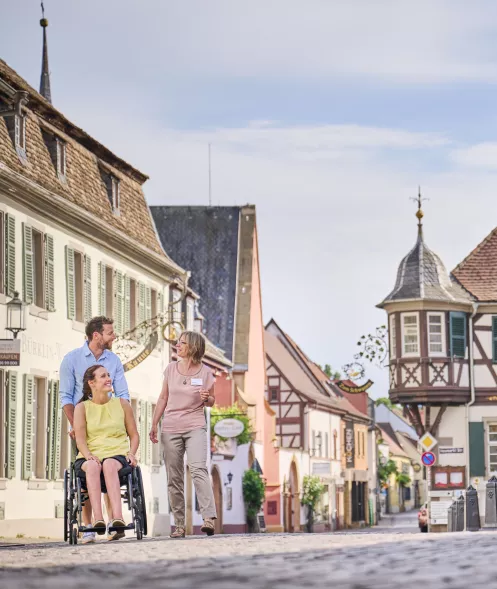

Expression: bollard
xmin=484 ymin=475 xmax=497 ymax=528
xmin=466 ymin=485 xmax=481 ymax=532
xmin=447 ymin=502 xmax=453 ymax=532
xmin=451 ymin=500 xmax=457 ymax=531
xmin=456 ymin=495 xmax=465 ymax=531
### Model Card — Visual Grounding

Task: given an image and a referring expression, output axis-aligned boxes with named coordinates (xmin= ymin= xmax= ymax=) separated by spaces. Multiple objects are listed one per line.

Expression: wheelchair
xmin=63 ymin=460 xmax=148 ymax=544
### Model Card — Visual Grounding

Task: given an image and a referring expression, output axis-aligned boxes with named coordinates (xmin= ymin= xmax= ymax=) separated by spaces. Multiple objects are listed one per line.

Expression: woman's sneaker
xmin=107 ymin=523 xmax=126 ymax=541
xmin=82 ymin=532 xmax=96 ymax=544
xmin=201 ymin=518 xmax=215 ymax=536
xmin=170 ymin=526 xmax=186 ymax=538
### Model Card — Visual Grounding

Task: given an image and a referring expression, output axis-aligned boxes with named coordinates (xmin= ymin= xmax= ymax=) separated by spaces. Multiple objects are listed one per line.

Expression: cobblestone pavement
xmin=2 ymin=529 xmax=497 ymax=588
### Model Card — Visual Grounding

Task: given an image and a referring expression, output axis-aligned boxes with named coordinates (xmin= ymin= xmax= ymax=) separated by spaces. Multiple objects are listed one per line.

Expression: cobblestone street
xmin=2 ymin=528 xmax=497 ymax=589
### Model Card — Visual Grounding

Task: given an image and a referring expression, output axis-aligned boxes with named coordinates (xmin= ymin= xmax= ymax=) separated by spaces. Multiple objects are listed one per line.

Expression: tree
xmin=319 ymin=364 xmax=342 ymax=381
xmin=242 ymin=469 xmax=266 ymax=533
xmin=375 ymin=397 xmax=393 ymax=409
xmin=301 ymin=475 xmax=325 ymax=533
xmin=378 ymin=459 xmax=398 ymax=488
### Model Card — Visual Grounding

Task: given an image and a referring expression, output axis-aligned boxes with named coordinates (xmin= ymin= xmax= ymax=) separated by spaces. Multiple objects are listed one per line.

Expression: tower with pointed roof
xmin=379 ymin=192 xmax=497 ymax=531
xmin=39 ymin=3 xmax=52 ymax=103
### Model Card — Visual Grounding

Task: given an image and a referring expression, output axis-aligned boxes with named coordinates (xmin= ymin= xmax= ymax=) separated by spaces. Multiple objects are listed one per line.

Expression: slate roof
xmin=377 ymin=424 xmax=409 ymax=458
xmin=379 ymin=229 xmax=472 ymax=306
xmin=0 ymin=59 xmax=168 ymax=259
xmin=452 ymin=226 xmax=497 ymax=301
xmin=151 ymin=206 xmax=240 ymax=359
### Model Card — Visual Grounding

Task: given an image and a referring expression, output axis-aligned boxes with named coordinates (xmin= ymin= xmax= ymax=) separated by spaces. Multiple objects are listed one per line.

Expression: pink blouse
xmin=161 ymin=362 xmax=215 ymax=434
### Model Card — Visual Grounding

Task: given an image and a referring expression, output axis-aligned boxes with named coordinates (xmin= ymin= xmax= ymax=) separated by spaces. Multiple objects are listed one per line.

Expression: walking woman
xmin=74 ymin=364 xmax=139 ymax=537
xmin=149 ymin=331 xmax=217 ymax=537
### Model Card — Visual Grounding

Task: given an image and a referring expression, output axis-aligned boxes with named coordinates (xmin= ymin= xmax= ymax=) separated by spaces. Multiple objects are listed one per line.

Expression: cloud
xmin=450 ymin=142 xmax=497 ymax=169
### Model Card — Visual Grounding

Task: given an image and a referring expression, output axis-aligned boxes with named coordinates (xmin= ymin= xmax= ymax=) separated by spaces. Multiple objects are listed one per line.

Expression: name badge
xmin=191 ymin=378 xmax=203 ymax=386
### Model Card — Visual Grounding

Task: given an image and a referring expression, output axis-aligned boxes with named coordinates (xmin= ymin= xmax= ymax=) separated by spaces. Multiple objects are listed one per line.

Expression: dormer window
xmin=5 ymin=114 xmax=27 ymax=160
xmin=56 ymin=138 xmax=66 ymax=178
xmin=111 ymin=176 xmax=120 ymax=210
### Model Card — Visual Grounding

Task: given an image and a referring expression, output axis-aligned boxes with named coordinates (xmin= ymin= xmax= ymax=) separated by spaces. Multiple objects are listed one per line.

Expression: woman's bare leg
xmin=81 ymin=461 xmax=104 ymax=522
xmin=102 ymin=459 xmax=124 ymax=521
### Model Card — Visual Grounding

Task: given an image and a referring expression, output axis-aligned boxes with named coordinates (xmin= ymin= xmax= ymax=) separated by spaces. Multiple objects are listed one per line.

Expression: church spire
xmin=39 ymin=3 xmax=52 ymax=104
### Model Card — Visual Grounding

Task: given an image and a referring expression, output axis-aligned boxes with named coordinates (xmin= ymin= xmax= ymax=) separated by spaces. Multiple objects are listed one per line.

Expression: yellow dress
xmin=77 ymin=396 xmax=129 ymax=460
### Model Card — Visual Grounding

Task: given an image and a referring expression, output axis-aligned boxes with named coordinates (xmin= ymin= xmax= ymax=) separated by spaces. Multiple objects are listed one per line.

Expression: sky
xmin=4 ymin=0 xmax=497 ymax=396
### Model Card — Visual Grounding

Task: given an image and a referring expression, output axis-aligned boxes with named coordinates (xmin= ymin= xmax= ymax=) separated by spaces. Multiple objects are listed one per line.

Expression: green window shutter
xmin=44 ymin=234 xmax=55 ymax=312
xmin=65 ymin=246 xmax=75 ymax=320
xmin=51 ymin=381 xmax=61 ymax=479
xmin=47 ymin=379 xmax=56 ymax=480
xmin=138 ymin=282 xmax=146 ymax=324
xmin=115 ymin=270 xmax=124 ymax=335
xmin=124 ymin=275 xmax=131 ymax=334
xmin=470 ymin=422 xmax=485 ymax=477
xmin=492 ymin=317 xmax=497 ymax=363
xmin=146 ymin=402 xmax=153 ymax=465
xmin=22 ymin=375 xmax=35 ymax=480
xmin=98 ymin=262 xmax=106 ymax=316
xmin=5 ymin=214 xmax=16 ymax=297
xmin=6 ymin=371 xmax=18 ymax=479
xmin=145 ymin=287 xmax=152 ymax=321
xmin=84 ymin=255 xmax=92 ymax=323
xmin=450 ymin=312 xmax=466 ymax=358
xmin=22 ymin=223 xmax=34 ymax=304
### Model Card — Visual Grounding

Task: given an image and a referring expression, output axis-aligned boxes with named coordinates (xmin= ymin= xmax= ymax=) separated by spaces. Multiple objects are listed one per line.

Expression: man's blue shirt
xmin=59 ymin=342 xmax=129 ymax=407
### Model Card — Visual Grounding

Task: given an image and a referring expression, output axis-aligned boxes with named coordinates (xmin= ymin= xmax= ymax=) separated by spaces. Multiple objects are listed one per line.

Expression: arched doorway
xmin=288 ymin=460 xmax=300 ymax=532
xmin=248 ymin=444 xmax=255 ymax=470
xmin=211 ymin=467 xmax=223 ymax=534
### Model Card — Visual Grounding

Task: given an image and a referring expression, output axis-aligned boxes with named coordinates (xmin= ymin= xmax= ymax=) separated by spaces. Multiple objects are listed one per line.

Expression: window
xmin=22 ymin=224 xmax=55 ymax=311
xmin=488 ymin=424 xmax=497 ymax=475
xmin=389 ymin=314 xmax=396 ymax=359
xmin=428 ymin=313 xmax=445 ymax=355
xmin=325 ymin=432 xmax=329 ymax=458
xmin=2 ymin=214 xmax=15 ymax=297
xmin=56 ymin=138 xmax=66 ymax=178
xmin=6 ymin=114 xmax=26 ymax=155
xmin=333 ymin=430 xmax=338 ymax=460
xmin=2 ymin=371 xmax=17 ymax=479
xmin=111 ymin=177 xmax=120 ymax=210
xmin=66 ymin=248 xmax=91 ymax=323
xmin=186 ymin=298 xmax=194 ymax=331
xmin=492 ymin=317 xmax=497 ymax=364
xmin=270 ymin=388 xmax=278 ymax=402
xmin=98 ymin=263 xmax=114 ymax=317
xmin=151 ymin=288 xmax=158 ymax=319
xmin=129 ymin=279 xmax=137 ymax=330
xmin=450 ymin=312 xmax=467 ymax=359
xmin=402 ymin=313 xmax=419 ymax=356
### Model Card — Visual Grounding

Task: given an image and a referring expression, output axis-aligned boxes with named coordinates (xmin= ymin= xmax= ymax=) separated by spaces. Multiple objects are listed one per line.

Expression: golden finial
xmin=40 ymin=2 xmax=48 ymax=27
xmin=410 ymin=187 xmax=428 ymax=237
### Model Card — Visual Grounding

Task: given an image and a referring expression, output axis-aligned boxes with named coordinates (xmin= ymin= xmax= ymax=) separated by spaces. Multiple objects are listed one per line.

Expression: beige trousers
xmin=162 ymin=427 xmax=217 ymax=526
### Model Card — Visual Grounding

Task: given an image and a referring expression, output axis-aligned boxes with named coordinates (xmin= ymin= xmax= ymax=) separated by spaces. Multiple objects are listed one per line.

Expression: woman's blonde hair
xmin=179 ymin=330 xmax=206 ymax=364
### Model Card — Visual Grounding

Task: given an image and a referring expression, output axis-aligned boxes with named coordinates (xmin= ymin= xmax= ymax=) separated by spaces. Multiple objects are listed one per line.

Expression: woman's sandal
xmin=111 ymin=518 xmax=126 ymax=529
xmin=93 ymin=520 xmax=106 ymax=535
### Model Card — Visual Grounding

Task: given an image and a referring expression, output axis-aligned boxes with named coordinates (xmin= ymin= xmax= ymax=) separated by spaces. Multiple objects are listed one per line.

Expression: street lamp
xmin=225 ymin=472 xmax=233 ymax=486
xmin=6 ymin=291 xmax=26 ymax=339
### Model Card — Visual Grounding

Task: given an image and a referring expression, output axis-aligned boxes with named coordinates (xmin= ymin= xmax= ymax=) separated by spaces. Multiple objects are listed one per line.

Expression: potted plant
xmin=242 ymin=469 xmax=265 ymax=533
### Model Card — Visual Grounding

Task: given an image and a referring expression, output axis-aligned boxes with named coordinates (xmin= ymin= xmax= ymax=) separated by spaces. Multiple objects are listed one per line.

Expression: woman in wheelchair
xmin=73 ymin=364 xmax=139 ymax=536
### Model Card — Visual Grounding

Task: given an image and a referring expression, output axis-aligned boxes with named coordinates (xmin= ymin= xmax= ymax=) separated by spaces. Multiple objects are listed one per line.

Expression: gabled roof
xmin=452 ymin=226 xmax=497 ymax=301
xmin=0 ymin=59 xmax=173 ymax=263
xmin=377 ymin=423 xmax=409 ymax=458
xmin=265 ymin=319 xmax=370 ymax=422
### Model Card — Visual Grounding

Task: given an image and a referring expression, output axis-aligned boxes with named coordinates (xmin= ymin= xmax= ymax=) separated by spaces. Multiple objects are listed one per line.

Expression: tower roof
xmin=39 ymin=4 xmax=52 ymax=103
xmin=379 ymin=194 xmax=472 ymax=307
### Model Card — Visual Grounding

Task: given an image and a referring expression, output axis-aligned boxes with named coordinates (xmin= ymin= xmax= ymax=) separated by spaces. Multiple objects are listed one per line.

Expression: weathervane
xmin=410 ymin=186 xmax=429 ymax=235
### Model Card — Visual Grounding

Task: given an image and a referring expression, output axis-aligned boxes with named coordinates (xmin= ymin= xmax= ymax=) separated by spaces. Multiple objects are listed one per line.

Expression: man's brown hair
xmin=85 ymin=316 xmax=114 ymax=341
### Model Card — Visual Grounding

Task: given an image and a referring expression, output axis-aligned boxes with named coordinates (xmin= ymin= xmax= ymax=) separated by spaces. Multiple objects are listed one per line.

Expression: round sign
xmin=214 ymin=418 xmax=245 ymax=438
xmin=413 ymin=463 xmax=422 ymax=473
xmin=421 ymin=451 xmax=436 ymax=467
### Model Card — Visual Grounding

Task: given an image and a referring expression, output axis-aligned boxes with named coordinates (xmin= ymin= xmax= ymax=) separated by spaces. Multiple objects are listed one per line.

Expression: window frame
xmin=56 ymin=138 xmax=67 ymax=179
xmin=186 ymin=298 xmax=195 ymax=331
xmin=401 ymin=312 xmax=420 ymax=357
xmin=0 ymin=211 xmax=4 ymax=296
xmin=389 ymin=314 xmax=396 ymax=359
xmin=427 ymin=312 xmax=446 ymax=357
xmin=488 ymin=422 xmax=497 ymax=476
xmin=0 ymin=369 xmax=5 ymax=478
xmin=111 ymin=176 xmax=120 ymax=211
xmin=14 ymin=114 xmax=26 ymax=152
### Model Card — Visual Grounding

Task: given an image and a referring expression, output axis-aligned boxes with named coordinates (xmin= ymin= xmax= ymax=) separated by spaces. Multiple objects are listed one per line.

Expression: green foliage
xmin=375 ymin=397 xmax=393 ymax=409
xmin=396 ymin=473 xmax=411 ymax=486
xmin=242 ymin=469 xmax=266 ymax=519
xmin=319 ymin=364 xmax=342 ymax=380
xmin=301 ymin=475 xmax=325 ymax=510
xmin=210 ymin=403 xmax=254 ymax=445
xmin=378 ymin=459 xmax=398 ymax=486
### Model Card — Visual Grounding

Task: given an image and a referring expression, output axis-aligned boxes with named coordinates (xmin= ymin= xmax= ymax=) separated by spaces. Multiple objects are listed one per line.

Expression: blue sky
xmin=4 ymin=1 xmax=497 ymax=395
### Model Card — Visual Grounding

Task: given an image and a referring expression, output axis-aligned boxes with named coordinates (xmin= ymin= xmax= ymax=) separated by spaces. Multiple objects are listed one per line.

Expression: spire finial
xmin=39 ymin=2 xmax=52 ymax=103
xmin=410 ymin=186 xmax=428 ymax=238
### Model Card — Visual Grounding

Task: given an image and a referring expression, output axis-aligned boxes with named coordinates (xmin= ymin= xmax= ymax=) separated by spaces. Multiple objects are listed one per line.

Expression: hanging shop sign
xmin=0 ymin=339 xmax=20 ymax=367
xmin=123 ymin=331 xmax=159 ymax=372
xmin=345 ymin=420 xmax=355 ymax=469
xmin=214 ymin=418 xmax=245 ymax=438
xmin=162 ymin=321 xmax=184 ymax=344
xmin=336 ymin=380 xmax=373 ymax=394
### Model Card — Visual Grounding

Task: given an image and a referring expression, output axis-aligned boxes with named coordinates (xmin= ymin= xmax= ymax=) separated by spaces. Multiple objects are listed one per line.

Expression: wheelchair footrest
xmin=108 ymin=523 xmax=135 ymax=532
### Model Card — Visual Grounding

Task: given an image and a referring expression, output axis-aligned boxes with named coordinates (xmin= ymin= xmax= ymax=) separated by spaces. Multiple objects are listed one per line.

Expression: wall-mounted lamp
xmin=6 ymin=291 xmax=26 ymax=339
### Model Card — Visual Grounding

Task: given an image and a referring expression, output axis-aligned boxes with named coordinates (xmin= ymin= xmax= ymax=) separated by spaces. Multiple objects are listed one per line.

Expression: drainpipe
xmin=465 ymin=302 xmax=478 ymax=493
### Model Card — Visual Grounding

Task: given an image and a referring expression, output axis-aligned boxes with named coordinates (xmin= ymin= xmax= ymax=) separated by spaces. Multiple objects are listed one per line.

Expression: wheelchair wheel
xmin=136 ymin=466 xmax=148 ymax=537
xmin=63 ymin=469 xmax=70 ymax=543
xmin=72 ymin=526 xmax=78 ymax=545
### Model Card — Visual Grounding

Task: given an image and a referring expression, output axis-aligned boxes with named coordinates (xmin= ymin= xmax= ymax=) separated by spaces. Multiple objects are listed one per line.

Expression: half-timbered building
xmin=265 ymin=319 xmax=371 ymax=530
xmin=379 ymin=200 xmax=497 ymax=529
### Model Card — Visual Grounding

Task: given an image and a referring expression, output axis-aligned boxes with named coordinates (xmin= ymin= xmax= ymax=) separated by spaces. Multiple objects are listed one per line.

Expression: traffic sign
xmin=422 ymin=451 xmax=436 ymax=467
xmin=419 ymin=432 xmax=438 ymax=453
